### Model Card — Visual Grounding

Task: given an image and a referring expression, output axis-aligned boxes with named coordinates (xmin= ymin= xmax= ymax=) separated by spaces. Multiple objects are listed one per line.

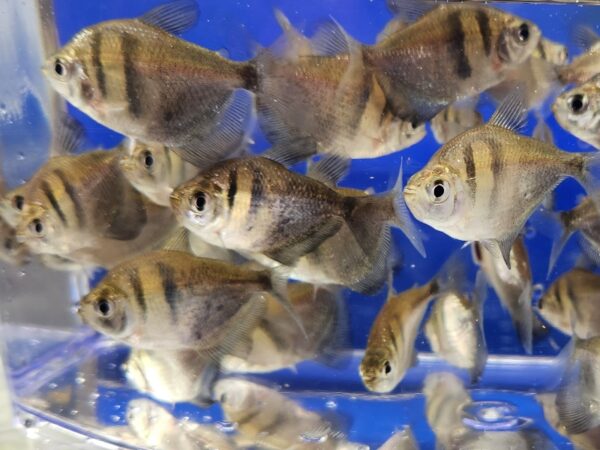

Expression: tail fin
xmin=575 ymin=151 xmax=600 ymax=211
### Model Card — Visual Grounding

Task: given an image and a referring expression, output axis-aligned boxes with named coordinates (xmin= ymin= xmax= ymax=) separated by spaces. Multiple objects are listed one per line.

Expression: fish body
xmin=558 ymin=27 xmax=600 ymax=85
xmin=127 ymin=399 xmax=236 ymax=450
xmin=553 ymin=74 xmax=600 ymax=150
xmin=538 ymin=268 xmax=600 ymax=339
xmin=365 ymin=4 xmax=541 ymax=122
xmin=15 ymin=148 xmax=175 ymax=269
xmin=78 ymin=250 xmax=274 ymax=351
xmin=425 ymin=290 xmax=487 ymax=382
xmin=431 ymin=101 xmax=483 ymax=145
xmin=377 ymin=427 xmax=418 ymax=450
xmin=404 ymin=96 xmax=599 ymax=268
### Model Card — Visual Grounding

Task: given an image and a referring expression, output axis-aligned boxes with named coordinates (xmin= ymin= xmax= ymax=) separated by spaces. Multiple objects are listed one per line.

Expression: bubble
xmin=109 ymin=415 xmax=121 ymax=423
xmin=202 ymin=415 xmax=212 ymax=423
xmin=325 ymin=400 xmax=337 ymax=410
xmin=216 ymin=421 xmax=237 ymax=433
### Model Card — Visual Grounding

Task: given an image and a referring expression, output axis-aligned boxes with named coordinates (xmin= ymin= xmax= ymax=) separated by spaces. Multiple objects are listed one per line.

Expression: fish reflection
xmin=378 ymin=427 xmax=418 ymax=450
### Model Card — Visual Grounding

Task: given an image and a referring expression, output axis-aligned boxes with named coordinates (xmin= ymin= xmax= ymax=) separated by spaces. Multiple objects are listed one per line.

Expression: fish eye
xmin=30 ymin=219 xmax=44 ymax=235
xmin=429 ymin=179 xmax=450 ymax=203
xmin=141 ymin=150 xmax=154 ymax=169
xmin=95 ymin=298 xmax=114 ymax=318
xmin=54 ymin=58 xmax=67 ymax=77
xmin=13 ymin=195 xmax=24 ymax=211
xmin=4 ymin=238 xmax=13 ymax=250
xmin=517 ymin=23 xmax=530 ymax=42
xmin=568 ymin=94 xmax=587 ymax=114
xmin=193 ymin=192 xmax=206 ymax=212
xmin=383 ymin=360 xmax=392 ymax=375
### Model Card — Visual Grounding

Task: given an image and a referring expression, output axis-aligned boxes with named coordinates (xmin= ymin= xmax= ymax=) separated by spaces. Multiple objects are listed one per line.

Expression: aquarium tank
xmin=1 ymin=0 xmax=600 ymax=449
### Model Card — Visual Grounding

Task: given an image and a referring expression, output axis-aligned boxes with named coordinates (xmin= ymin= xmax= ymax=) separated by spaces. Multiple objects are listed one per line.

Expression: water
xmin=1 ymin=0 xmax=599 ymax=449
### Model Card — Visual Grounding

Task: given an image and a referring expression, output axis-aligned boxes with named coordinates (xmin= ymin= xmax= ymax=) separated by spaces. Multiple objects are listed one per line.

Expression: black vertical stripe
xmin=227 ymin=168 xmax=237 ymax=210
xmin=537 ymin=41 xmax=546 ymax=61
xmin=248 ymin=168 xmax=263 ymax=217
xmin=157 ymin=262 xmax=178 ymax=322
xmin=55 ymin=169 xmax=85 ymax=227
xmin=121 ymin=33 xmax=143 ymax=118
xmin=476 ymin=10 xmax=492 ymax=56
xmin=464 ymin=144 xmax=477 ymax=194
xmin=91 ymin=30 xmax=107 ymax=98
xmin=487 ymin=139 xmax=503 ymax=204
xmin=129 ymin=268 xmax=146 ymax=318
xmin=448 ymin=11 xmax=472 ymax=80
xmin=41 ymin=181 xmax=67 ymax=225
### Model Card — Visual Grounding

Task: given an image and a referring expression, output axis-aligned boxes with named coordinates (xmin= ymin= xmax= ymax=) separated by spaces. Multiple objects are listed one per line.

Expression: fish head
xmin=120 ymin=141 xmax=172 ymax=202
xmin=170 ymin=175 xmax=225 ymax=235
xmin=15 ymin=203 xmax=64 ymax=255
xmin=497 ymin=15 xmax=541 ymax=67
xmin=536 ymin=286 xmax=570 ymax=332
xmin=404 ymin=164 xmax=466 ymax=229
xmin=0 ymin=187 xmax=26 ymax=228
xmin=78 ymin=281 xmax=135 ymax=340
xmin=359 ymin=347 xmax=399 ymax=393
xmin=553 ymin=76 xmax=600 ymax=140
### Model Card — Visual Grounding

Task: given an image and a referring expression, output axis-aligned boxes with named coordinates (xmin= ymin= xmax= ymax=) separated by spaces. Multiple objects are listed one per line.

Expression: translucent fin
xmin=51 ymin=114 xmax=86 ymax=156
xmin=533 ymin=118 xmax=554 ymax=145
xmin=573 ymin=25 xmax=600 ymax=51
xmin=432 ymin=248 xmax=469 ymax=296
xmin=261 ymin=139 xmax=317 ymax=166
xmin=306 ymin=156 xmax=351 ymax=187
xmin=349 ymin=224 xmax=393 ymax=295
xmin=516 ymin=284 xmax=534 ymax=354
xmin=160 ymin=227 xmax=190 ymax=252
xmin=391 ymin=161 xmax=426 ymax=257
xmin=482 ymin=235 xmax=516 ymax=270
xmin=385 ymin=0 xmax=434 ymax=22
xmin=270 ymin=266 xmax=308 ymax=338
xmin=272 ymin=9 xmax=312 ymax=59
xmin=575 ymin=152 xmax=600 ymax=214
xmin=310 ymin=18 xmax=358 ymax=57
xmin=471 ymin=270 xmax=488 ymax=383
xmin=488 ymin=91 xmax=528 ymax=133
xmin=139 ymin=0 xmax=200 ymax=36
xmin=376 ymin=16 xmax=408 ymax=44
xmin=177 ymin=89 xmax=256 ymax=168
xmin=314 ymin=288 xmax=350 ymax=368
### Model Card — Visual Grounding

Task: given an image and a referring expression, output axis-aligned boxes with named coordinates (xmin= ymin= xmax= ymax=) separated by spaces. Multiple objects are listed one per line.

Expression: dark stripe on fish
xmin=90 ymin=29 xmax=107 ymax=98
xmin=157 ymin=262 xmax=178 ymax=322
xmin=247 ymin=168 xmax=263 ymax=229
xmin=464 ymin=143 xmax=477 ymax=194
xmin=448 ymin=11 xmax=472 ymax=79
xmin=489 ymin=140 xmax=503 ymax=203
xmin=121 ymin=33 xmax=143 ymax=118
xmin=129 ymin=268 xmax=146 ymax=318
xmin=235 ymin=407 xmax=262 ymax=427
xmin=239 ymin=64 xmax=259 ymax=92
xmin=227 ymin=168 xmax=237 ymax=210
xmin=55 ymin=169 xmax=85 ymax=227
xmin=41 ymin=181 xmax=67 ymax=225
xmin=476 ymin=10 xmax=492 ymax=56
xmin=537 ymin=41 xmax=546 ymax=61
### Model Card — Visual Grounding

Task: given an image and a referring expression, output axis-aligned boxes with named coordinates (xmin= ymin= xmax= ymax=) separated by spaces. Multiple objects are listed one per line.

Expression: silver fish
xmin=558 ymin=26 xmax=600 ymax=85
xmin=431 ymin=101 xmax=483 ymax=145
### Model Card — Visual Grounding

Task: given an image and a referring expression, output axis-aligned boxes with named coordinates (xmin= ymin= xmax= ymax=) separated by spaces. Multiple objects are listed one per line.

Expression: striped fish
xmin=365 ymin=4 xmax=541 ymax=123
xmin=77 ymin=250 xmax=288 ymax=353
xmin=558 ymin=26 xmax=600 ymax=85
xmin=170 ymin=156 xmax=423 ymax=286
xmin=42 ymin=0 xmax=255 ymax=167
xmin=538 ymin=268 xmax=600 ymax=339
xmin=431 ymin=100 xmax=483 ymax=145
xmin=119 ymin=140 xmax=200 ymax=207
xmin=553 ymin=74 xmax=600 ymax=150
xmin=15 ymin=147 xmax=176 ymax=269
xmin=404 ymin=95 xmax=600 ymax=269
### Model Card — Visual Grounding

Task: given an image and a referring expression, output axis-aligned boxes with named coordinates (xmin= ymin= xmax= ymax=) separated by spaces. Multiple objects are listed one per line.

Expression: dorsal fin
xmin=271 ymin=9 xmax=313 ymax=59
xmin=385 ymin=0 xmax=435 ymax=23
xmin=488 ymin=92 xmax=528 ymax=133
xmin=50 ymin=113 xmax=86 ymax=156
xmin=139 ymin=0 xmax=200 ymax=36
xmin=573 ymin=25 xmax=600 ymax=51
xmin=310 ymin=18 xmax=359 ymax=57
xmin=306 ymin=156 xmax=350 ymax=187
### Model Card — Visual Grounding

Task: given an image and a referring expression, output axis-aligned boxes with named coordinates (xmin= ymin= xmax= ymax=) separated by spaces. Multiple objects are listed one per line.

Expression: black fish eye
xmin=14 ymin=195 xmax=24 ymax=211
xmin=142 ymin=150 xmax=154 ymax=168
xmin=194 ymin=192 xmax=206 ymax=212
xmin=4 ymin=238 xmax=13 ymax=250
xmin=384 ymin=361 xmax=392 ymax=375
xmin=96 ymin=298 xmax=112 ymax=317
xmin=569 ymin=94 xmax=586 ymax=114
xmin=518 ymin=23 xmax=530 ymax=42
xmin=31 ymin=219 xmax=43 ymax=235
xmin=54 ymin=59 xmax=66 ymax=77
xmin=433 ymin=180 xmax=445 ymax=199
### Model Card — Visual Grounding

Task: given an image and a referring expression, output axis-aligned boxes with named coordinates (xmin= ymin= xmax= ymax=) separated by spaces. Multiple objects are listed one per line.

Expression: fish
xmin=471 ymin=238 xmax=546 ymax=354
xmin=360 ymin=254 xmax=464 ymax=393
xmin=364 ymin=3 xmax=541 ymax=123
xmin=42 ymin=0 xmax=255 ymax=167
xmin=256 ymin=13 xmax=425 ymax=163
xmin=489 ymin=38 xmax=568 ymax=111
xmin=127 ymin=399 xmax=236 ymax=450
xmin=119 ymin=140 xmax=200 ymax=207
xmin=556 ymin=337 xmax=600 ymax=435
xmin=553 ymin=74 xmax=600 ymax=150
xmin=0 ymin=163 xmax=29 ymax=266
xmin=221 ymin=283 xmax=346 ymax=373
xmin=15 ymin=147 xmax=176 ymax=269
xmin=431 ymin=100 xmax=484 ymax=145
xmin=77 ymin=249 xmax=301 ymax=353
xmin=404 ymin=93 xmax=600 ymax=269
xmin=377 ymin=427 xmax=418 ymax=450
xmin=214 ymin=378 xmax=361 ymax=450
xmin=537 ymin=268 xmax=600 ymax=339
xmin=171 ymin=156 xmax=424 ymax=294
xmin=558 ymin=26 xmax=600 ymax=85
xmin=124 ymin=348 xmax=218 ymax=406
xmin=424 ymin=275 xmax=487 ymax=383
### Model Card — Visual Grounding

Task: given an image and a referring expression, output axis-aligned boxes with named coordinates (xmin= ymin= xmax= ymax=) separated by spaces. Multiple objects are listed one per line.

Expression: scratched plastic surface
xmin=1 ymin=1 xmax=599 ymax=449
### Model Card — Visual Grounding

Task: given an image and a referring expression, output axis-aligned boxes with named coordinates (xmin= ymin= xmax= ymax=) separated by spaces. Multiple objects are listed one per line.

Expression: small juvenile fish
xmin=360 ymin=256 xmax=462 ymax=393
xmin=558 ymin=26 xmax=600 ymax=85
xmin=171 ymin=156 xmax=423 ymax=294
xmin=431 ymin=101 xmax=483 ymax=145
xmin=119 ymin=140 xmax=200 ymax=207
xmin=124 ymin=348 xmax=218 ymax=406
xmin=553 ymin=74 xmax=600 ymax=150
xmin=556 ymin=337 xmax=600 ymax=435
xmin=15 ymin=148 xmax=176 ymax=269
xmin=378 ymin=427 xmax=418 ymax=450
xmin=215 ymin=378 xmax=360 ymax=450
xmin=256 ymin=13 xmax=425 ymax=163
xmin=43 ymin=0 xmax=255 ymax=166
xmin=365 ymin=3 xmax=541 ymax=123
xmin=127 ymin=399 xmax=236 ymax=450
xmin=424 ymin=283 xmax=487 ymax=383
xmin=538 ymin=268 xmax=600 ymax=339
xmin=404 ymin=94 xmax=600 ymax=269
xmin=472 ymin=238 xmax=546 ymax=354
xmin=78 ymin=250 xmax=301 ymax=352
